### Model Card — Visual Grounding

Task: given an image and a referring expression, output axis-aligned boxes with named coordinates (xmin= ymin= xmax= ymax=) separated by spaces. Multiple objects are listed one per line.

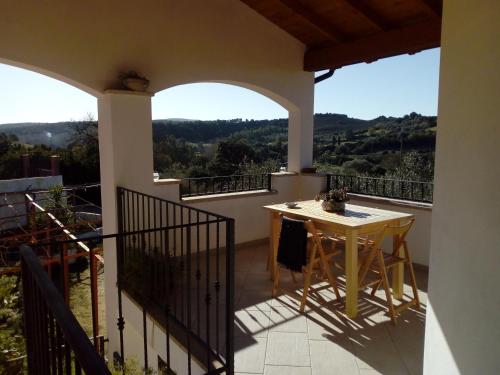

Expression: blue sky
xmin=0 ymin=48 xmax=439 ymax=124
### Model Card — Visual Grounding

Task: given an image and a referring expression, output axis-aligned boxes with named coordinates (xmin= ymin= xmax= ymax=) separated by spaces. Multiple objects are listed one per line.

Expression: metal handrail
xmin=180 ymin=173 xmax=272 ymax=198
xmin=20 ymin=245 xmax=111 ymax=374
xmin=327 ymin=173 xmax=434 ymax=203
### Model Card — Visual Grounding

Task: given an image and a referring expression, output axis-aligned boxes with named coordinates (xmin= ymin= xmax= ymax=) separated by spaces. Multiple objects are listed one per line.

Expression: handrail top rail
xmin=328 ymin=173 xmax=433 ymax=185
xmin=118 ymin=186 xmax=233 ymax=220
xmin=20 ymin=245 xmax=111 ymax=375
xmin=31 ymin=218 xmax=228 ymax=247
xmin=181 ymin=173 xmax=270 ymax=181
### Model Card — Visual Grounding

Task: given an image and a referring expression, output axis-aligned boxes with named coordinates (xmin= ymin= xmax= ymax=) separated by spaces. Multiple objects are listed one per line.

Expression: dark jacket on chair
xmin=277 ymin=216 xmax=308 ymax=272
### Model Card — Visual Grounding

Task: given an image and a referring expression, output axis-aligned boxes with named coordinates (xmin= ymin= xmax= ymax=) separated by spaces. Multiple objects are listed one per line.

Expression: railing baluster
xmin=205 ymin=214 xmax=211 ymax=370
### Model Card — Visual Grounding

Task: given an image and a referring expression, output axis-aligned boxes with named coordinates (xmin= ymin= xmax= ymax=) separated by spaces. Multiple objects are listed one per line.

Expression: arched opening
xmin=152 ymin=82 xmax=290 ymax=196
xmin=0 ymin=62 xmax=99 ymax=184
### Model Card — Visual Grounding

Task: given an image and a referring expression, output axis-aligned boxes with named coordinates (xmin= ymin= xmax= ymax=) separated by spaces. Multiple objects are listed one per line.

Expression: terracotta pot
xmin=123 ymin=77 xmax=149 ymax=92
xmin=321 ymin=200 xmax=346 ymax=212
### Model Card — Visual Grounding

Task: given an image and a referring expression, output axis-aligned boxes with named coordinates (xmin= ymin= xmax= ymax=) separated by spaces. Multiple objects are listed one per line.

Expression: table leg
xmin=268 ymin=212 xmax=280 ymax=280
xmin=392 ymin=221 xmax=404 ymax=299
xmin=345 ymin=229 xmax=359 ymax=318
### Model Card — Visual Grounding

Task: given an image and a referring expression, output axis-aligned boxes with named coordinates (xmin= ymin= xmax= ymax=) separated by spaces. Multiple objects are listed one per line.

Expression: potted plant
xmin=321 ymin=187 xmax=349 ymax=212
xmin=119 ymin=70 xmax=150 ymax=92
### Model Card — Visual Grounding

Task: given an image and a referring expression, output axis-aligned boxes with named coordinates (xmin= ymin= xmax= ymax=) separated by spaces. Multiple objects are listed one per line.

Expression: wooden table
xmin=264 ymin=200 xmax=414 ymax=318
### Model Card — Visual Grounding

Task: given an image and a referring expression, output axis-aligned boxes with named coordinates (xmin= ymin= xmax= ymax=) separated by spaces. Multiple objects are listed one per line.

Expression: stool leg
xmin=378 ymin=251 xmax=397 ymax=325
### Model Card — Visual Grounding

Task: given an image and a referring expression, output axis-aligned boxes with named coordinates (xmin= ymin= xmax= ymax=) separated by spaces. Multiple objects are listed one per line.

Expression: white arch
xmin=155 ymin=79 xmax=300 ymax=113
xmin=0 ymin=58 xmax=100 ymax=98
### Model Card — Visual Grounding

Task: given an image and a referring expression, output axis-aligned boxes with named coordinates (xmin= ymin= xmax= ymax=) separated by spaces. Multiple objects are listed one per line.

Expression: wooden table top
xmin=264 ymin=200 xmax=413 ymax=230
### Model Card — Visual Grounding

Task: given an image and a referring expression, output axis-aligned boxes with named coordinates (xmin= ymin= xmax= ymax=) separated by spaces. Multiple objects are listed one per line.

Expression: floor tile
xmin=230 ymin=243 xmax=427 ymax=375
xmin=265 ymin=332 xmax=310 ymax=367
xmin=264 ymin=365 xmax=311 ymax=375
xmin=235 ymin=336 xmax=267 ymax=374
xmin=351 ymin=324 xmax=409 ymax=375
xmin=269 ymin=306 xmax=308 ymax=333
xmin=305 ymin=307 xmax=348 ymax=340
xmin=237 ymin=289 xmax=274 ymax=312
xmin=235 ymin=309 xmax=271 ymax=338
xmin=309 ymin=339 xmax=359 ymax=375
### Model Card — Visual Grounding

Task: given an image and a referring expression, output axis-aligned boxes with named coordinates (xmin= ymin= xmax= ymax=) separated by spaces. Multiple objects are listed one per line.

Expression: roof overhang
xmin=240 ymin=0 xmax=442 ymax=71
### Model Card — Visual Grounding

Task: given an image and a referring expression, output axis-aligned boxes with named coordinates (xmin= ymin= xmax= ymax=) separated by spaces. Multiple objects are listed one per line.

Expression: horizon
xmin=0 ymin=48 xmax=440 ymax=124
xmin=0 ymin=111 xmax=437 ymax=127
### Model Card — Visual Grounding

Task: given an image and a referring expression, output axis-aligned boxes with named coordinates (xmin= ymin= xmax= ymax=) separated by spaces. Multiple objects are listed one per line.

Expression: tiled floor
xmin=233 ymin=243 xmax=427 ymax=375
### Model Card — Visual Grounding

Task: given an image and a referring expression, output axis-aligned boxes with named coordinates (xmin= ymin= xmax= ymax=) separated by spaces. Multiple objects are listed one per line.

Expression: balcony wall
xmin=176 ymin=173 xmax=432 ymax=267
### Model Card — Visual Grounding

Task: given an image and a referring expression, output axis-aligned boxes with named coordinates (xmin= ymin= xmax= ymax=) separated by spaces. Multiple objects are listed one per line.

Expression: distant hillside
xmin=0 ymin=112 xmax=436 ymax=149
xmin=0 ymin=112 xmax=436 ymax=182
xmin=0 ymin=122 xmax=75 ymax=147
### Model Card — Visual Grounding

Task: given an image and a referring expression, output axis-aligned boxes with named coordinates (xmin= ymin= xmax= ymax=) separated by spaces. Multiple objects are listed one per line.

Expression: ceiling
xmin=240 ymin=0 xmax=442 ymax=71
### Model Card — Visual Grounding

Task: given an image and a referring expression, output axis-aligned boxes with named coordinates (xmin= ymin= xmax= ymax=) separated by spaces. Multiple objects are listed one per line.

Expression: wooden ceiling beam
xmin=277 ymin=0 xmax=346 ymax=43
xmin=417 ymin=0 xmax=443 ymax=18
xmin=304 ymin=20 xmax=441 ymax=71
xmin=342 ymin=0 xmax=390 ymax=31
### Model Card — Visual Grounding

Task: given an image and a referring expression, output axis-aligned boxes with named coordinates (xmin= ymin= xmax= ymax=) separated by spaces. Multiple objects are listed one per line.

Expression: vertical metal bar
xmin=215 ymin=220 xmax=220 ymax=354
xmin=173 ymin=205 xmax=177 ymax=317
xmin=186 ymin=212 xmax=192 ymax=375
xmin=89 ymin=246 xmax=99 ymax=351
xmin=49 ymin=311 xmax=57 ymax=375
xmin=60 ymin=243 xmax=69 ymax=303
xmin=141 ymin=232 xmax=149 ymax=370
xmin=205 ymin=214 xmax=211 ymax=370
xmin=64 ymin=338 xmax=71 ymax=375
xmin=115 ymin=189 xmax=126 ymax=368
xmin=180 ymin=207 xmax=185 ymax=322
xmin=225 ymin=218 xmax=235 ymax=374
xmin=196 ymin=211 xmax=201 ymax=336
xmin=164 ymin=217 xmax=172 ymax=371
xmin=267 ymin=173 xmax=272 ymax=192
xmin=56 ymin=325 xmax=63 ymax=375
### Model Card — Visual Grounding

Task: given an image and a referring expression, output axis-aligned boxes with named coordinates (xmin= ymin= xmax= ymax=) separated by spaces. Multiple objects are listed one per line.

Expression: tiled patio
xmin=233 ymin=243 xmax=427 ymax=375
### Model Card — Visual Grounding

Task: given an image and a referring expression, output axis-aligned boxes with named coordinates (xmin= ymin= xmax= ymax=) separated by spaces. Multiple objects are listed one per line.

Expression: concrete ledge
xmin=349 ymin=193 xmax=433 ymax=211
xmin=153 ymin=178 xmax=182 ymax=186
xmin=103 ymin=89 xmax=154 ymax=97
xmin=270 ymin=171 xmax=298 ymax=177
xmin=182 ymin=189 xmax=277 ymax=203
xmin=301 ymin=172 xmax=329 ymax=177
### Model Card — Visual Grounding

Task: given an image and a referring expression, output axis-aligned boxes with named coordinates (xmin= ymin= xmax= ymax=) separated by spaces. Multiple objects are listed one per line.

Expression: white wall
xmin=424 ymin=1 xmax=500 ymax=374
xmin=0 ymin=175 xmax=63 ymax=230
xmin=178 ymin=176 xmax=433 ymax=267
xmin=350 ymin=196 xmax=432 ymax=266
xmin=0 ymin=0 xmax=315 ymax=171
xmin=182 ymin=174 xmax=299 ymax=244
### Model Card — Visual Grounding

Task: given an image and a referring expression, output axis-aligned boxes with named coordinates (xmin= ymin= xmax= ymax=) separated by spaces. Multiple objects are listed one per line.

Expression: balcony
xmin=232 ymin=242 xmax=427 ymax=375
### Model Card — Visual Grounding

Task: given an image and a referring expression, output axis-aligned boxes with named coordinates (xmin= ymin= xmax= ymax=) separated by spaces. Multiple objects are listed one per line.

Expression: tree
xmin=210 ymin=139 xmax=256 ymax=175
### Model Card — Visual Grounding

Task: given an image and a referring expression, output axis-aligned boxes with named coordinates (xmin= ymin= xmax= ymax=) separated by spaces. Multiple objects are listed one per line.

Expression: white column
xmin=287 ymin=85 xmax=314 ymax=172
xmin=97 ymin=90 xmax=154 ymax=355
xmin=423 ymin=1 xmax=500 ymax=374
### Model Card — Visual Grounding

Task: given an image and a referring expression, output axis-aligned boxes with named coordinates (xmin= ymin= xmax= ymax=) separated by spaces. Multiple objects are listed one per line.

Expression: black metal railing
xmin=20 ymin=245 xmax=111 ymax=375
xmin=117 ymin=186 xmax=235 ymax=374
xmin=327 ymin=174 xmax=433 ymax=203
xmin=180 ymin=173 xmax=272 ymax=198
xmin=19 ymin=186 xmax=235 ymax=374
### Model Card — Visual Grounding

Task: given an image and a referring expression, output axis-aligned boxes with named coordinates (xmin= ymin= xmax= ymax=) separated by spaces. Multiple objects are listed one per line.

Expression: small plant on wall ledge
xmin=119 ymin=70 xmax=150 ymax=92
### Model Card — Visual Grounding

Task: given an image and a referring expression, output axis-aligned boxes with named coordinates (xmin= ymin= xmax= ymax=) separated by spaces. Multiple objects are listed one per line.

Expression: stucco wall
xmin=423 ymin=1 xmax=500 ymax=374
xmin=0 ymin=175 xmax=63 ymax=230
xmin=349 ymin=196 xmax=432 ymax=266
xmin=0 ymin=0 xmax=310 ymax=103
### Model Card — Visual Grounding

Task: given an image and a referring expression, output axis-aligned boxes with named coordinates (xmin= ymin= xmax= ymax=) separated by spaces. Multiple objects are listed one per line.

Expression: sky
xmin=0 ymin=48 xmax=440 ymax=124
